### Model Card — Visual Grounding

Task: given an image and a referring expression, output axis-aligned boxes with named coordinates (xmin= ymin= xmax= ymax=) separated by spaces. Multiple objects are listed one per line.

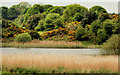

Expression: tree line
xmin=1 ymin=2 xmax=120 ymax=45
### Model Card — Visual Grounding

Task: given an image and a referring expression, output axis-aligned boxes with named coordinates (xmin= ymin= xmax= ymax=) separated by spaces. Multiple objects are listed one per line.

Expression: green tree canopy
xmin=75 ymin=26 xmax=86 ymax=41
xmin=81 ymin=18 xmax=89 ymax=28
xmin=43 ymin=13 xmax=62 ymax=31
xmin=49 ymin=6 xmax=65 ymax=15
xmin=1 ymin=6 xmax=8 ymax=19
xmin=88 ymin=11 xmax=97 ymax=23
xmin=89 ymin=5 xmax=107 ymax=16
xmin=102 ymin=19 xmax=115 ymax=35
xmin=35 ymin=20 xmax=44 ymax=31
xmin=14 ymin=15 xmax=25 ymax=26
xmin=8 ymin=6 xmax=20 ymax=20
xmin=18 ymin=2 xmax=31 ymax=8
xmin=23 ymin=4 xmax=44 ymax=22
xmin=113 ymin=23 xmax=120 ymax=34
xmin=24 ymin=13 xmax=46 ymax=30
xmin=8 ymin=2 xmax=30 ymax=20
xmin=42 ymin=4 xmax=53 ymax=12
xmin=98 ymin=13 xmax=110 ymax=22
xmin=63 ymin=4 xmax=88 ymax=21
xmin=72 ymin=13 xmax=84 ymax=22
xmin=90 ymin=20 xmax=101 ymax=35
xmin=96 ymin=29 xmax=109 ymax=44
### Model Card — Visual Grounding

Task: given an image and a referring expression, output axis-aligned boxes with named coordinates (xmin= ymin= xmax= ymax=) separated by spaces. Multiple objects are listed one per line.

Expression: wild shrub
xmin=101 ymin=34 xmax=120 ymax=55
xmin=96 ymin=29 xmax=109 ymax=45
xmin=43 ymin=13 xmax=61 ymax=31
xmin=28 ymin=30 xmax=40 ymax=39
xmin=75 ymin=26 xmax=86 ymax=40
xmin=15 ymin=33 xmax=32 ymax=42
xmin=35 ymin=20 xmax=44 ymax=31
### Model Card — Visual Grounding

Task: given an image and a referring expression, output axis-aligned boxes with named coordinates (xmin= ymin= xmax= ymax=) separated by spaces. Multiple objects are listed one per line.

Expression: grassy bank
xmin=2 ymin=40 xmax=101 ymax=48
xmin=2 ymin=53 xmax=118 ymax=73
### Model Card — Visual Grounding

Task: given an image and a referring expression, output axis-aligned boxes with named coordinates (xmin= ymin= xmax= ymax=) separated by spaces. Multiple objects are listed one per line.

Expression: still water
xmin=1 ymin=48 xmax=101 ymax=55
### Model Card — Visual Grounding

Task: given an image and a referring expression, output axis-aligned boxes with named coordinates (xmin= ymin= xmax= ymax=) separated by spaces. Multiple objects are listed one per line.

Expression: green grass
xmin=2 ymin=68 xmax=118 ymax=74
xmin=80 ymin=41 xmax=101 ymax=48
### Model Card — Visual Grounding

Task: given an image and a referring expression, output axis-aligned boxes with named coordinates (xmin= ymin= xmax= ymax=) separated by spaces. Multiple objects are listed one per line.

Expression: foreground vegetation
xmin=2 ymin=54 xmax=118 ymax=73
xmin=2 ymin=68 xmax=118 ymax=74
xmin=101 ymin=34 xmax=120 ymax=55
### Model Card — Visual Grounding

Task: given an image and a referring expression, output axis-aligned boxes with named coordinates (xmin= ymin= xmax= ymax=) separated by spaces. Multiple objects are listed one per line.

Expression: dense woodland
xmin=1 ymin=2 xmax=120 ymax=45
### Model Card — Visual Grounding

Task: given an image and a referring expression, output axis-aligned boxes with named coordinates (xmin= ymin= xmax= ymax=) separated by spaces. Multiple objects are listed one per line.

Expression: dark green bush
xmin=113 ymin=23 xmax=120 ymax=34
xmin=88 ymin=11 xmax=97 ymax=23
xmin=89 ymin=33 xmax=97 ymax=43
xmin=35 ymin=20 xmax=44 ymax=31
xmin=54 ymin=18 xmax=63 ymax=29
xmin=90 ymin=20 xmax=101 ymax=35
xmin=43 ymin=13 xmax=61 ymax=31
xmin=101 ymin=34 xmax=120 ymax=55
xmin=2 ymin=19 xmax=14 ymax=28
xmin=75 ymin=26 xmax=85 ymax=40
xmin=42 ymin=4 xmax=53 ymax=12
xmin=96 ymin=29 xmax=109 ymax=45
xmin=63 ymin=4 xmax=88 ymax=21
xmin=14 ymin=15 xmax=25 ymax=25
xmin=102 ymin=19 xmax=114 ymax=35
xmin=1 ymin=6 xmax=8 ymax=19
xmin=28 ymin=30 xmax=40 ymax=39
xmin=23 ymin=4 xmax=44 ymax=22
xmin=89 ymin=5 xmax=107 ymax=16
xmin=81 ymin=18 xmax=89 ymax=28
xmin=72 ymin=13 xmax=84 ymax=22
xmin=24 ymin=13 xmax=41 ymax=30
xmin=49 ymin=6 xmax=65 ymax=15
xmin=15 ymin=33 xmax=32 ymax=42
xmin=98 ymin=13 xmax=110 ymax=22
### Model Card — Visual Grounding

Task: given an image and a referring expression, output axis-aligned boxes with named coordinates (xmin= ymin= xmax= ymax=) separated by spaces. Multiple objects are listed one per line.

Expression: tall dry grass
xmin=2 ymin=40 xmax=100 ymax=48
xmin=2 ymin=53 xmax=118 ymax=73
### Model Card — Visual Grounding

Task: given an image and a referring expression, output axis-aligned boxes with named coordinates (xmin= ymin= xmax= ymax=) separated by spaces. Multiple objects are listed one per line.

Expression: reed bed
xmin=2 ymin=53 xmax=118 ymax=73
xmin=2 ymin=40 xmax=100 ymax=48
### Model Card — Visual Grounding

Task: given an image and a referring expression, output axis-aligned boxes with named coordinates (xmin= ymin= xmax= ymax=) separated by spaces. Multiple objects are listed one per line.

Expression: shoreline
xmin=1 ymin=47 xmax=100 ymax=49
xmin=2 ymin=47 xmax=100 ymax=49
xmin=2 ymin=40 xmax=101 ymax=48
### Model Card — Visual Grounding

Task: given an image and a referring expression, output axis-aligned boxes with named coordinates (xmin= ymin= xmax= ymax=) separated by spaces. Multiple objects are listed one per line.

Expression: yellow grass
xmin=2 ymin=53 xmax=118 ymax=73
